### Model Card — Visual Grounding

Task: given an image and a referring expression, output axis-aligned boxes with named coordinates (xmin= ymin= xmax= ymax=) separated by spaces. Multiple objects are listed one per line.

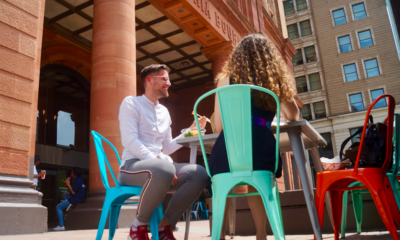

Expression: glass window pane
xmin=343 ymin=64 xmax=358 ymax=82
xmin=300 ymin=20 xmax=312 ymax=37
xmin=296 ymin=76 xmax=308 ymax=93
xmin=292 ymin=49 xmax=304 ymax=66
xmin=364 ymin=59 xmax=380 ymax=77
xmin=296 ymin=0 xmax=308 ymax=11
xmin=287 ymin=24 xmax=299 ymax=40
xmin=352 ymin=3 xmax=367 ymax=20
xmin=284 ymin=0 xmax=295 ymax=15
xmin=304 ymin=46 xmax=317 ymax=63
xmin=301 ymin=104 xmax=312 ymax=120
xmin=350 ymin=128 xmax=362 ymax=143
xmin=349 ymin=93 xmax=364 ymax=112
xmin=333 ymin=9 xmax=346 ymax=25
xmin=57 ymin=111 xmax=75 ymax=147
xmin=320 ymin=133 xmax=334 ymax=158
xmin=309 ymin=73 xmax=322 ymax=91
xmin=313 ymin=101 xmax=326 ymax=119
xmin=371 ymin=89 xmax=387 ymax=108
xmin=338 ymin=35 xmax=352 ymax=53
xmin=358 ymin=30 xmax=373 ymax=48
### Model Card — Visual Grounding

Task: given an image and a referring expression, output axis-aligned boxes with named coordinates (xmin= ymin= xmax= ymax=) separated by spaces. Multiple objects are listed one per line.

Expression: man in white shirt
xmin=118 ymin=64 xmax=209 ymax=240
xmin=33 ymin=155 xmax=45 ymax=188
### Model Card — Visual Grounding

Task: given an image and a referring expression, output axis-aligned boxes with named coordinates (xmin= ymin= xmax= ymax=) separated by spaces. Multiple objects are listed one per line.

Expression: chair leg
xmin=149 ymin=204 xmax=163 ymax=240
xmin=365 ymin=177 xmax=399 ymax=240
xmin=96 ymin=199 xmax=111 ymax=240
xmin=315 ymin=184 xmax=328 ymax=240
xmin=211 ymin=196 xmax=228 ymax=240
xmin=384 ymin=176 xmax=400 ymax=227
xmin=260 ymin=182 xmax=285 ymax=240
xmin=388 ymin=174 xmax=400 ymax=212
xmin=109 ymin=204 xmax=121 ymax=240
xmin=351 ymin=192 xmax=363 ymax=234
xmin=329 ymin=191 xmax=344 ymax=240
xmin=340 ymin=191 xmax=349 ymax=239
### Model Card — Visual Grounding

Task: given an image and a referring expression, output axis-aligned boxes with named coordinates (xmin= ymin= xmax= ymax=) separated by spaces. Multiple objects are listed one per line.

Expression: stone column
xmin=66 ymin=0 xmax=138 ymax=230
xmin=90 ymin=0 xmax=137 ymax=191
xmin=201 ymin=41 xmax=234 ymax=81
xmin=0 ymin=0 xmax=47 ymax=235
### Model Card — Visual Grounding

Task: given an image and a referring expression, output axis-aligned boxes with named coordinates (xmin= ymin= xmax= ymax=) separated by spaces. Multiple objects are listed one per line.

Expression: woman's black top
xmin=209 ymin=81 xmax=283 ymax=178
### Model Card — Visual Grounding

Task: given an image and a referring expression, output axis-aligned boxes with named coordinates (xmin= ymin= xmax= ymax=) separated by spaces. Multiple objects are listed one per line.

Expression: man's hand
xmin=189 ymin=116 xmax=207 ymax=130
xmin=172 ymin=175 xmax=178 ymax=186
xmin=40 ymin=170 xmax=45 ymax=176
xmin=64 ymin=178 xmax=71 ymax=186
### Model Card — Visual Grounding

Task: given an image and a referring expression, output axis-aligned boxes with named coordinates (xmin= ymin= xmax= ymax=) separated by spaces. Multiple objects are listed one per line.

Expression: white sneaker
xmin=53 ymin=225 xmax=65 ymax=231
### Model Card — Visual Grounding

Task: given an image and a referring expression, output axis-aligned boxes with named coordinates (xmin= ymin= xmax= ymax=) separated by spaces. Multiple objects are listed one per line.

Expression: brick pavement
xmin=0 ymin=220 xmax=396 ymax=240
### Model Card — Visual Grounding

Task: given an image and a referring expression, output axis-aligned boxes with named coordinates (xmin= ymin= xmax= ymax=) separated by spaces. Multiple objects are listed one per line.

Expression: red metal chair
xmin=315 ymin=94 xmax=399 ymax=240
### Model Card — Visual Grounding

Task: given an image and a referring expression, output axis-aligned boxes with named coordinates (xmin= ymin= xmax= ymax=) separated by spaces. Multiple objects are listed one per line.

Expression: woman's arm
xmin=281 ymin=97 xmax=300 ymax=121
xmin=214 ymin=77 xmax=230 ymax=133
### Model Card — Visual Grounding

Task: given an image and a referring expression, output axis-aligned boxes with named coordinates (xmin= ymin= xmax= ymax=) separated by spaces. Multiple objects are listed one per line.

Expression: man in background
xmin=53 ymin=167 xmax=86 ymax=231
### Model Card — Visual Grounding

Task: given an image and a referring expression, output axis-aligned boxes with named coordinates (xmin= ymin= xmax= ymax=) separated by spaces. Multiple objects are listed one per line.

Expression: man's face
xmin=148 ymin=70 xmax=171 ymax=99
xmin=34 ymin=160 xmax=40 ymax=166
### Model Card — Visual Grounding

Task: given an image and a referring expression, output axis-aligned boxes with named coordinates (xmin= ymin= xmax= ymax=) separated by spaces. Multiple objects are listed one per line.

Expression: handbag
xmin=340 ymin=115 xmax=391 ymax=168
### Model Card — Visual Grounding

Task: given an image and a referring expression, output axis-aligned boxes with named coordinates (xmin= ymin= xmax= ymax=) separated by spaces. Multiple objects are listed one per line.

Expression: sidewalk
xmin=0 ymin=220 xmax=396 ymax=240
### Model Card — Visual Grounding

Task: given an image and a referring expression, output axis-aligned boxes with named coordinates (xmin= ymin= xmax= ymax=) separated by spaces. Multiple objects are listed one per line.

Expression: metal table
xmin=177 ymin=120 xmax=331 ymax=240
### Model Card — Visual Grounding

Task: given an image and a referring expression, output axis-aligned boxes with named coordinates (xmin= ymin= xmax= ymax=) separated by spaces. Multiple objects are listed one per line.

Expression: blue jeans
xmin=56 ymin=200 xmax=71 ymax=226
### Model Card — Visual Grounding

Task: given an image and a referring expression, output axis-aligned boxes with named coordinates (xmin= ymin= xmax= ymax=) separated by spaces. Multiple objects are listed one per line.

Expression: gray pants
xmin=118 ymin=158 xmax=209 ymax=225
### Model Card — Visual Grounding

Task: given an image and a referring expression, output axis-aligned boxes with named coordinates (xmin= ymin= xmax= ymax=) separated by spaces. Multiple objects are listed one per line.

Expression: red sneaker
xmin=127 ymin=225 xmax=149 ymax=240
xmin=158 ymin=225 xmax=176 ymax=240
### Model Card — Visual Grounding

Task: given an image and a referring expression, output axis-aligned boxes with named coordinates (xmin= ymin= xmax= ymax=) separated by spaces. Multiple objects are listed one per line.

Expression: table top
xmin=176 ymin=120 xmax=327 ymax=153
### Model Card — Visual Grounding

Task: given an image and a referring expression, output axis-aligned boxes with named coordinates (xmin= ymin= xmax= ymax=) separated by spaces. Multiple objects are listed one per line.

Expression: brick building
xmin=283 ymin=0 xmax=400 ymax=184
xmin=0 ymin=0 xmax=298 ymax=234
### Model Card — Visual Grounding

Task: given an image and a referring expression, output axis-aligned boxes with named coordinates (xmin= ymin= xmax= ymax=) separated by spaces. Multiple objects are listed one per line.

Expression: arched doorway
xmin=35 ymin=64 xmax=90 ymax=227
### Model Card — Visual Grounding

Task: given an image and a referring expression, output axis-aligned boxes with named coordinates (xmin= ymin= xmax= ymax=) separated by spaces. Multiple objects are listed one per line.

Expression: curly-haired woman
xmin=210 ymin=34 xmax=300 ymax=240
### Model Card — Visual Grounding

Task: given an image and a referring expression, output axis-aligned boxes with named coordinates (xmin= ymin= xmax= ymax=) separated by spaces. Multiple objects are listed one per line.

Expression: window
xmin=288 ymin=24 xmax=299 ymax=40
xmin=358 ymin=30 xmax=373 ymax=48
xmin=343 ymin=63 xmax=358 ymax=82
xmin=371 ymin=88 xmax=387 ymax=108
xmin=313 ymin=101 xmax=327 ymax=119
xmin=338 ymin=35 xmax=352 ymax=53
xmin=364 ymin=59 xmax=380 ymax=77
xmin=352 ymin=3 xmax=367 ymax=20
xmin=349 ymin=128 xmax=362 ymax=143
xmin=283 ymin=1 xmax=295 ymax=15
xmin=292 ymin=49 xmax=303 ymax=66
xmin=296 ymin=76 xmax=308 ymax=93
xmin=300 ymin=20 xmax=312 ymax=37
xmin=333 ymin=9 xmax=346 ymax=26
xmin=320 ymin=133 xmax=334 ymax=158
xmin=301 ymin=104 xmax=312 ymax=120
xmin=309 ymin=73 xmax=322 ymax=91
xmin=304 ymin=46 xmax=317 ymax=63
xmin=349 ymin=93 xmax=364 ymax=112
xmin=296 ymin=0 xmax=308 ymax=12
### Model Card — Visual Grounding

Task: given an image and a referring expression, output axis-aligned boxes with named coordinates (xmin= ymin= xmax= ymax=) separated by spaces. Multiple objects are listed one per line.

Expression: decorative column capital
xmin=201 ymin=41 xmax=234 ymax=63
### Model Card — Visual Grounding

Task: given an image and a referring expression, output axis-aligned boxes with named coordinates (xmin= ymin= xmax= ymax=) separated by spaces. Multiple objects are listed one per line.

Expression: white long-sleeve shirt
xmin=119 ymin=95 xmax=183 ymax=167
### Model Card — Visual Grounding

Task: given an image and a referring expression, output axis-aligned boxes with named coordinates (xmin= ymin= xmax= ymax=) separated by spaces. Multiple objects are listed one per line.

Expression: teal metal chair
xmin=340 ymin=113 xmax=400 ymax=238
xmin=92 ymin=131 xmax=163 ymax=240
xmin=193 ymin=84 xmax=286 ymax=240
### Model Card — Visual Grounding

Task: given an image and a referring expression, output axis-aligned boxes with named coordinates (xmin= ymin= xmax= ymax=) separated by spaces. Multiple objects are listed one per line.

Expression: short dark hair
xmin=34 ymin=155 xmax=40 ymax=162
xmin=72 ymin=167 xmax=82 ymax=177
xmin=140 ymin=64 xmax=170 ymax=88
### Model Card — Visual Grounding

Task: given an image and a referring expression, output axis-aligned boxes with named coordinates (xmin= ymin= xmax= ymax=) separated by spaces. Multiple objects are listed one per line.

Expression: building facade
xmin=0 ymin=0 xmax=297 ymax=234
xmin=283 ymin=0 xmax=400 ymax=180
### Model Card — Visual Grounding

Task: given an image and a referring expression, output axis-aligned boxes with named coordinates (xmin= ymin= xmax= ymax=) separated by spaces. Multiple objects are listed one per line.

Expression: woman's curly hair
xmin=216 ymin=34 xmax=295 ymax=111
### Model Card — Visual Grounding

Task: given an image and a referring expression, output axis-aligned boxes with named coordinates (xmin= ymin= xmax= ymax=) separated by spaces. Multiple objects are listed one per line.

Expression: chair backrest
xmin=353 ymin=94 xmax=395 ymax=174
xmin=193 ymin=84 xmax=281 ymax=177
xmin=91 ymin=131 xmax=122 ymax=189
